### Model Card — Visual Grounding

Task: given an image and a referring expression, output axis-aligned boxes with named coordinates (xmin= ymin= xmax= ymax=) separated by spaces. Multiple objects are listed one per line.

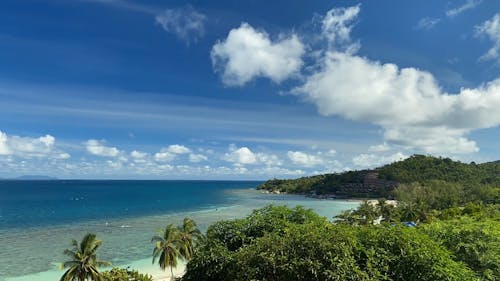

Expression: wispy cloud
xmin=475 ymin=13 xmax=500 ymax=63
xmin=155 ymin=5 xmax=207 ymax=44
xmin=415 ymin=17 xmax=441 ymax=30
xmin=446 ymin=0 xmax=482 ymax=18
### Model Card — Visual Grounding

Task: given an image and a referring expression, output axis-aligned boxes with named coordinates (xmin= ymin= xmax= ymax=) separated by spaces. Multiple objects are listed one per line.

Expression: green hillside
xmin=257 ymin=155 xmax=500 ymax=198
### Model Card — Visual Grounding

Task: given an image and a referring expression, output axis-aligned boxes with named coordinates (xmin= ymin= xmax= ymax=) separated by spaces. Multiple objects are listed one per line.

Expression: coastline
xmin=2 ymin=190 xmax=359 ymax=281
xmin=3 ymin=257 xmax=187 ymax=281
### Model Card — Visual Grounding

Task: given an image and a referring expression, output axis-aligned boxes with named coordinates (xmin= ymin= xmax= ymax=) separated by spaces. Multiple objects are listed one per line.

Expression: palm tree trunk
xmin=170 ymin=266 xmax=174 ymax=280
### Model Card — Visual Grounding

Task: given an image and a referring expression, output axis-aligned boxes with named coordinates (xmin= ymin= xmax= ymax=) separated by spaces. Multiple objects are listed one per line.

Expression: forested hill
xmin=257 ymin=155 xmax=500 ymax=197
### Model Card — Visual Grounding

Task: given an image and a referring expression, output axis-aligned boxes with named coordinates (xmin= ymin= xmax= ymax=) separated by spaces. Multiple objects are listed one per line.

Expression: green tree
xmin=377 ymin=198 xmax=398 ymax=223
xmin=60 ymin=233 xmax=111 ymax=281
xmin=101 ymin=267 xmax=152 ymax=281
xmin=152 ymin=224 xmax=181 ymax=280
xmin=177 ymin=218 xmax=203 ymax=260
xmin=357 ymin=200 xmax=379 ymax=225
xmin=420 ymin=218 xmax=500 ymax=280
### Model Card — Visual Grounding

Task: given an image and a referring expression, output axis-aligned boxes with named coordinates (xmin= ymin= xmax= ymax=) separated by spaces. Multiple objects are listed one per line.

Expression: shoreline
xmin=2 ymin=191 xmax=360 ymax=281
xmin=3 ymin=257 xmax=186 ymax=281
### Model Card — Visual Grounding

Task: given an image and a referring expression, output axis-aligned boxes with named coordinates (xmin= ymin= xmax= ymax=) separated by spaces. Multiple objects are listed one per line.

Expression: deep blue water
xmin=0 ymin=180 xmax=261 ymax=229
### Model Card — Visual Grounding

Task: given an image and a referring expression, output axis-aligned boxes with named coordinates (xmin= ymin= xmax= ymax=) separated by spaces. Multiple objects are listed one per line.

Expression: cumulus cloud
xmin=154 ymin=150 xmax=175 ymax=162
xmin=222 ymin=145 xmax=283 ymax=167
xmin=446 ymin=0 xmax=482 ymax=17
xmin=287 ymin=151 xmax=324 ymax=167
xmin=85 ymin=139 xmax=120 ymax=157
xmin=256 ymin=153 xmax=282 ymax=166
xmin=130 ymin=150 xmax=148 ymax=163
xmin=475 ymin=13 xmax=500 ymax=63
xmin=166 ymin=144 xmax=191 ymax=154
xmin=0 ymin=131 xmax=69 ymax=159
xmin=415 ymin=17 xmax=441 ymax=30
xmin=352 ymin=152 xmax=408 ymax=168
xmin=223 ymin=146 xmax=257 ymax=165
xmin=211 ymin=23 xmax=305 ymax=86
xmin=155 ymin=5 xmax=207 ymax=44
xmin=286 ymin=5 xmax=500 ymax=155
xmin=154 ymin=144 xmax=191 ymax=162
xmin=294 ymin=51 xmax=500 ymax=153
xmin=130 ymin=150 xmax=148 ymax=159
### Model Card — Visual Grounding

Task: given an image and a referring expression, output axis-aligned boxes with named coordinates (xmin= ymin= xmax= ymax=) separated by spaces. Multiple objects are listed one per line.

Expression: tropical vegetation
xmin=257 ymin=155 xmax=500 ymax=198
xmin=59 ymin=233 xmax=111 ymax=281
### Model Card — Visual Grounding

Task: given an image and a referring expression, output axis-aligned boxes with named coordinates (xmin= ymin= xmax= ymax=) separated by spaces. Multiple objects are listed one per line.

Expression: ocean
xmin=0 ymin=180 xmax=359 ymax=281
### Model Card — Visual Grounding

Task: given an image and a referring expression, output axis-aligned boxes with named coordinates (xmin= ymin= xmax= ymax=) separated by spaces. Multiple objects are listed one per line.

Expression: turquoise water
xmin=0 ymin=181 xmax=359 ymax=280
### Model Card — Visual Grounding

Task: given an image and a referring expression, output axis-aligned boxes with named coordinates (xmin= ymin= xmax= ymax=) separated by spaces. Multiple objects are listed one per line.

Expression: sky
xmin=0 ymin=0 xmax=499 ymax=179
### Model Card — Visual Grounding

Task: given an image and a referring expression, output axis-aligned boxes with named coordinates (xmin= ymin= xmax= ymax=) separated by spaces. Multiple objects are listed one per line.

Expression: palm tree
xmin=356 ymin=200 xmax=378 ymax=225
xmin=152 ymin=224 xmax=181 ymax=280
xmin=177 ymin=218 xmax=202 ymax=260
xmin=60 ymin=233 xmax=111 ymax=281
xmin=377 ymin=198 xmax=396 ymax=222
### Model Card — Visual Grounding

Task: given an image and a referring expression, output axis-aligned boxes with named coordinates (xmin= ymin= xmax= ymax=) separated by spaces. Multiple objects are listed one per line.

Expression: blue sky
xmin=0 ymin=0 xmax=499 ymax=179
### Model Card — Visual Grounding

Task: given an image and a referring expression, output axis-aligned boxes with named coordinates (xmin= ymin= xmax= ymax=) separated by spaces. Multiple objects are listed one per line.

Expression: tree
xmin=152 ymin=224 xmax=182 ymax=279
xmin=60 ymin=233 xmax=111 ymax=281
xmin=377 ymin=198 xmax=398 ymax=223
xmin=101 ymin=267 xmax=153 ymax=281
xmin=357 ymin=200 xmax=379 ymax=225
xmin=177 ymin=218 xmax=203 ymax=260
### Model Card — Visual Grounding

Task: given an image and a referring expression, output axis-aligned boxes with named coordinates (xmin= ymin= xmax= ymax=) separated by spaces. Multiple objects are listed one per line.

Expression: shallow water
xmin=0 ymin=181 xmax=358 ymax=281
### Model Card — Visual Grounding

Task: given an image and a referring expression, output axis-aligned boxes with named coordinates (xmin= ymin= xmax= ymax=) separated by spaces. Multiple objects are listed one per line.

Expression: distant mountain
xmin=257 ymin=155 xmax=500 ymax=198
xmin=14 ymin=175 xmax=58 ymax=180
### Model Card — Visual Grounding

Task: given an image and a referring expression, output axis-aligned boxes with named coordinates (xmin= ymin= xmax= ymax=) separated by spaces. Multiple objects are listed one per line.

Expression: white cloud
xmin=130 ymin=150 xmax=148 ymax=163
xmin=154 ymin=150 xmax=175 ymax=162
xmin=166 ymin=144 xmax=191 ymax=154
xmin=57 ymin=153 xmax=71 ymax=160
xmin=475 ymin=13 xmax=500 ymax=63
xmin=154 ymin=144 xmax=191 ymax=162
xmin=211 ymin=23 xmax=305 ymax=86
xmin=0 ymin=131 xmax=68 ymax=159
xmin=189 ymin=153 xmax=208 ymax=163
xmin=352 ymin=152 xmax=408 ymax=168
xmin=155 ymin=5 xmax=207 ymax=44
xmin=256 ymin=153 xmax=282 ymax=166
xmin=446 ymin=0 xmax=482 ymax=17
xmin=415 ymin=17 xmax=441 ymax=30
xmin=321 ymin=4 xmax=360 ymax=50
xmin=223 ymin=146 xmax=257 ymax=165
xmin=287 ymin=5 xmax=500 ymax=155
xmin=294 ymin=51 xmax=500 ymax=154
xmin=85 ymin=139 xmax=120 ymax=157
xmin=130 ymin=150 xmax=148 ymax=159
xmin=0 ymin=131 xmax=11 ymax=155
xmin=287 ymin=151 xmax=324 ymax=167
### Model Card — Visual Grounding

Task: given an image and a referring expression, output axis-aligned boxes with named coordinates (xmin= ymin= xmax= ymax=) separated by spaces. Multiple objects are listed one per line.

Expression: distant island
xmin=258 ymin=155 xmax=500 ymax=199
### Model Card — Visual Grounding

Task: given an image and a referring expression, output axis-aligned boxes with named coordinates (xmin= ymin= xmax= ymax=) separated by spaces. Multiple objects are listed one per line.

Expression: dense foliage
xmin=257 ymin=155 xmax=500 ymax=198
xmin=378 ymin=156 xmax=500 ymax=185
xmin=101 ymin=268 xmax=153 ymax=281
xmin=180 ymin=205 xmax=488 ymax=281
